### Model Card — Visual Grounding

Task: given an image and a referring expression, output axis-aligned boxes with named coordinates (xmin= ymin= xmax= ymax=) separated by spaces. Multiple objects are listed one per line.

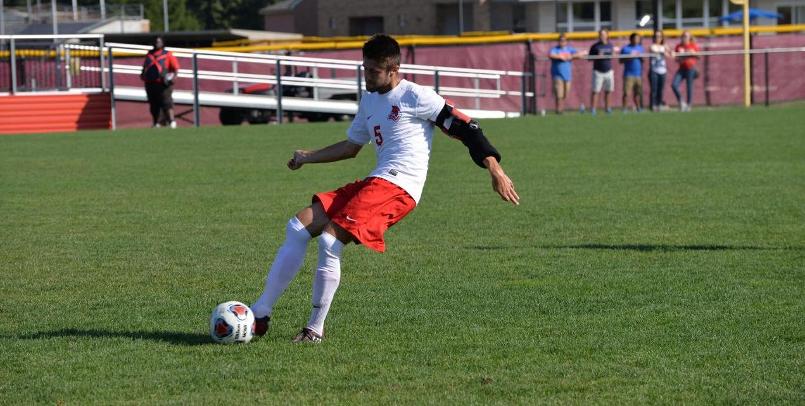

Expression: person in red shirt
xmin=140 ymin=37 xmax=180 ymax=128
xmin=671 ymin=31 xmax=700 ymax=112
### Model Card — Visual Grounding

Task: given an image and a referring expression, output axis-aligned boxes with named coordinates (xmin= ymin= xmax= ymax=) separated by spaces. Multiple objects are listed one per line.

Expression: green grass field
xmin=1 ymin=106 xmax=803 ymax=404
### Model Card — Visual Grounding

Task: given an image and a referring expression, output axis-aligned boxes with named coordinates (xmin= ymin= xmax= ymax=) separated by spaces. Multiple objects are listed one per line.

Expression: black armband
xmin=435 ymin=102 xmax=502 ymax=168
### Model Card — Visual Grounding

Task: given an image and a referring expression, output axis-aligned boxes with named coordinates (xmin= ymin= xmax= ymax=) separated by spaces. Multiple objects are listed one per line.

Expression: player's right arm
xmin=287 ymin=140 xmax=362 ymax=170
xmin=288 ymin=100 xmax=369 ymax=170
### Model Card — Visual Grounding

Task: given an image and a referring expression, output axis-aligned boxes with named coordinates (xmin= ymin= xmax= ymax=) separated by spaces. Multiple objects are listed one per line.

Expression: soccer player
xmin=251 ymin=34 xmax=519 ymax=343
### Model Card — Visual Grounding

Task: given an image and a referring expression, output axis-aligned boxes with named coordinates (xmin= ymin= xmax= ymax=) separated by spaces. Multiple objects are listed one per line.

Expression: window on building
xmin=556 ymin=1 xmax=612 ymax=32
xmin=437 ymin=2 xmax=474 ymax=35
xmin=635 ymin=0 xmax=653 ymax=27
xmin=637 ymin=0 xmax=735 ymax=29
xmin=778 ymin=4 xmax=805 ymax=24
xmin=600 ymin=1 xmax=612 ymax=28
xmin=681 ymin=0 xmax=705 ymax=27
xmin=513 ymin=4 xmax=527 ymax=32
xmin=707 ymin=0 xmax=723 ymax=26
xmin=662 ymin=0 xmax=677 ymax=28
xmin=349 ymin=17 xmax=384 ymax=36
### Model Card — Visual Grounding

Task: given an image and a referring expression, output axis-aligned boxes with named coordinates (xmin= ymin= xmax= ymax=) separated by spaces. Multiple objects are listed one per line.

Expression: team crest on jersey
xmin=388 ymin=105 xmax=401 ymax=122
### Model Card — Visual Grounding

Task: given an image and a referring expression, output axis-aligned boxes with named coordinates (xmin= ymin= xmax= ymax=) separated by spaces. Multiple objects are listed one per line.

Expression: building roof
xmin=16 ymin=22 xmax=98 ymax=35
xmin=259 ymin=0 xmax=305 ymax=16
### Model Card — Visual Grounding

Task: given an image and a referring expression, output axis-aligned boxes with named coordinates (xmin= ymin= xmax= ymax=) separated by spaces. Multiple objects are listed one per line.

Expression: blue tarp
xmin=719 ymin=8 xmax=783 ymax=23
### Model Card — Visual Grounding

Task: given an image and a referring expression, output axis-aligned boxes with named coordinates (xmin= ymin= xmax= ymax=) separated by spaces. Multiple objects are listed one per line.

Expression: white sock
xmin=252 ymin=217 xmax=311 ymax=318
xmin=306 ymin=231 xmax=344 ymax=336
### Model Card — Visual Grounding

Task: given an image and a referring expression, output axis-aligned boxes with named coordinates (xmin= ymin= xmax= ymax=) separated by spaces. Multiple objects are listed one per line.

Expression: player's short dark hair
xmin=630 ymin=32 xmax=639 ymax=41
xmin=363 ymin=34 xmax=401 ymax=69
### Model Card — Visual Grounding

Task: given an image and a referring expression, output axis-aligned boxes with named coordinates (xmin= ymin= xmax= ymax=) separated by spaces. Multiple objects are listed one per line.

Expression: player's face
xmin=599 ymin=30 xmax=609 ymax=43
xmin=363 ymin=58 xmax=397 ymax=93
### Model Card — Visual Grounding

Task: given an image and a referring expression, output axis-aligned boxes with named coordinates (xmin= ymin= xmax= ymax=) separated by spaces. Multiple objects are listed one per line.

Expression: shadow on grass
xmin=16 ymin=328 xmax=211 ymax=346
xmin=470 ymin=244 xmax=802 ymax=252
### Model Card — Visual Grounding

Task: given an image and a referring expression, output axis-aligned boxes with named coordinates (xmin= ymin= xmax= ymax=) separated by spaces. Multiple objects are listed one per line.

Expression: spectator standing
xmin=648 ymin=31 xmax=670 ymax=112
xmin=548 ymin=33 xmax=582 ymax=114
xmin=588 ymin=29 xmax=616 ymax=115
xmin=671 ymin=31 xmax=700 ymax=112
xmin=140 ymin=37 xmax=180 ymax=128
xmin=620 ymin=33 xmax=645 ymax=112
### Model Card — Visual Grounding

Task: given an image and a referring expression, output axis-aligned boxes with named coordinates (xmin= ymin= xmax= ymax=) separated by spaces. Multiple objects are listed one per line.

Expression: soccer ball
xmin=209 ymin=301 xmax=255 ymax=344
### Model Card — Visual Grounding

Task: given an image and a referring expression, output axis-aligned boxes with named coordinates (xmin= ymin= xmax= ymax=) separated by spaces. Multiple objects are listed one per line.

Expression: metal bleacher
xmin=97 ymin=42 xmax=530 ymax=127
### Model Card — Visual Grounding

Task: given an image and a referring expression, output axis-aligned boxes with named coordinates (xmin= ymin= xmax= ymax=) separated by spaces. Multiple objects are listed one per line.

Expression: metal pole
xmin=232 ymin=60 xmax=238 ymax=95
xmin=51 ymin=0 xmax=57 ymax=36
xmin=72 ymin=0 xmax=77 ymax=21
xmin=100 ymin=0 xmax=105 ymax=20
xmin=193 ymin=53 xmax=200 ymax=127
xmin=276 ymin=60 xmax=283 ymax=124
xmin=434 ymin=70 xmax=440 ymax=93
xmin=120 ymin=5 xmax=124 ymax=33
xmin=458 ymin=0 xmax=464 ymax=35
xmin=108 ymin=46 xmax=116 ymax=130
xmin=520 ymin=73 xmax=527 ymax=116
xmin=742 ymin=0 xmax=750 ymax=107
xmin=652 ymin=0 xmax=660 ymax=32
xmin=764 ymin=51 xmax=769 ymax=107
xmin=355 ymin=64 xmax=362 ymax=102
xmin=163 ymin=0 xmax=169 ymax=32
xmin=10 ymin=38 xmax=17 ymax=94
xmin=312 ymin=67 xmax=319 ymax=100
xmin=27 ymin=0 xmax=33 ymax=22
xmin=65 ymin=46 xmax=71 ymax=89
xmin=527 ymin=39 xmax=536 ymax=115
xmin=55 ymin=43 xmax=62 ymax=89
xmin=1 ymin=0 xmax=5 ymax=38
xmin=98 ymin=35 xmax=105 ymax=89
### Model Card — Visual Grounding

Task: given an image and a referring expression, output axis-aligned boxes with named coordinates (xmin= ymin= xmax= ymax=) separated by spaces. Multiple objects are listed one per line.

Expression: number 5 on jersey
xmin=373 ymin=125 xmax=384 ymax=147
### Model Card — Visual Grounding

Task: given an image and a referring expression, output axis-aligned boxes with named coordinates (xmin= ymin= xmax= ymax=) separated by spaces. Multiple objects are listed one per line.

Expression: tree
xmin=143 ymin=0 xmax=201 ymax=31
xmin=187 ymin=0 xmax=277 ymax=30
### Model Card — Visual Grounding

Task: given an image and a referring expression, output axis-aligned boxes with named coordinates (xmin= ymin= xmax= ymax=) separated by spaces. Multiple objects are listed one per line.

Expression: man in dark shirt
xmin=588 ymin=29 xmax=615 ymax=115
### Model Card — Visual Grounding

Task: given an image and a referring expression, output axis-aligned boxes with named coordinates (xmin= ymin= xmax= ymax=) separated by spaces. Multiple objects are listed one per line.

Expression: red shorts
xmin=313 ymin=177 xmax=416 ymax=253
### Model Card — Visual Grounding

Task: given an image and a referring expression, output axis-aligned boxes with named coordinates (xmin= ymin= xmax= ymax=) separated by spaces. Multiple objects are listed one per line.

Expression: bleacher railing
xmin=0 ymin=34 xmax=105 ymax=93
xmin=100 ymin=42 xmax=535 ymax=129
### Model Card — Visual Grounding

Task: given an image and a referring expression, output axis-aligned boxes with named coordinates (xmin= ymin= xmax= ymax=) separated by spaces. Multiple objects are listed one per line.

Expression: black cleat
xmin=292 ymin=327 xmax=322 ymax=343
xmin=254 ymin=316 xmax=271 ymax=337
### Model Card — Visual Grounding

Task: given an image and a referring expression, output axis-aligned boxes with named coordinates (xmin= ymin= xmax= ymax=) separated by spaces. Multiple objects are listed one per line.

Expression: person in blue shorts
xmin=548 ymin=33 xmax=582 ymax=114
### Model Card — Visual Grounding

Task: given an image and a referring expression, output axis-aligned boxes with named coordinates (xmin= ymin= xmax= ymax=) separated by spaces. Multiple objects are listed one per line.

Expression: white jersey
xmin=347 ymin=79 xmax=445 ymax=204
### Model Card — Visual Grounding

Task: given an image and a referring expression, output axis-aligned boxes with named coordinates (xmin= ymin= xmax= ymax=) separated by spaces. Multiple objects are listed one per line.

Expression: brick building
xmin=260 ymin=0 xmax=804 ymax=36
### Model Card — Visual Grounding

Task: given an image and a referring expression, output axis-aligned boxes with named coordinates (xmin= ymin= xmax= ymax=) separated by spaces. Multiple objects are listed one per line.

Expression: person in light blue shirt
xmin=548 ymin=33 xmax=581 ymax=114
xmin=620 ymin=33 xmax=645 ymax=112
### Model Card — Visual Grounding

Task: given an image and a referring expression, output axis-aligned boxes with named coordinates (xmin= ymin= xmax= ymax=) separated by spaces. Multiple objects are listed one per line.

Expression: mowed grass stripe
xmin=0 ymin=106 xmax=802 ymax=403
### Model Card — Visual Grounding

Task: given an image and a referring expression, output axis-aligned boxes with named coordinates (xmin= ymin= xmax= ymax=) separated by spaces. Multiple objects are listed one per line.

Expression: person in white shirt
xmin=648 ymin=31 xmax=670 ymax=112
xmin=250 ymin=34 xmax=519 ymax=343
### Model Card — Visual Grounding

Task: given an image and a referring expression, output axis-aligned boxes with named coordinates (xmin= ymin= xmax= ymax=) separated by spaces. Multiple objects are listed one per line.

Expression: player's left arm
xmin=433 ymin=101 xmax=519 ymax=206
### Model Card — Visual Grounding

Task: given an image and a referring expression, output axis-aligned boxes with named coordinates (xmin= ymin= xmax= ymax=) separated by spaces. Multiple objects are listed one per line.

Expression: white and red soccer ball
xmin=209 ymin=301 xmax=255 ymax=344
